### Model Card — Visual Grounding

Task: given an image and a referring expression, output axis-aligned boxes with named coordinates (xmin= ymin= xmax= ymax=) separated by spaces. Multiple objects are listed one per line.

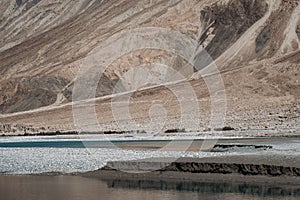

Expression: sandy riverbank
xmin=82 ymin=143 xmax=300 ymax=185
xmin=82 ymin=156 xmax=300 ymax=185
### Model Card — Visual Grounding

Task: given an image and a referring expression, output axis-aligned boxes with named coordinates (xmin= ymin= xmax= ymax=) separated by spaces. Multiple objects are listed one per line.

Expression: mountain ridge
xmin=0 ymin=0 xmax=299 ymax=135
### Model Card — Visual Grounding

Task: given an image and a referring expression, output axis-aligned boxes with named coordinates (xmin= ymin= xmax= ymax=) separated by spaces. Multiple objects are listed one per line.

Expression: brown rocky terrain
xmin=0 ymin=0 xmax=299 ymax=135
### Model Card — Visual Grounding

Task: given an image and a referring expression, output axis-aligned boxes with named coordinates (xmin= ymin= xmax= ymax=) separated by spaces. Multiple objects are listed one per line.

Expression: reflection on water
xmin=105 ymin=179 xmax=300 ymax=198
xmin=0 ymin=175 xmax=299 ymax=200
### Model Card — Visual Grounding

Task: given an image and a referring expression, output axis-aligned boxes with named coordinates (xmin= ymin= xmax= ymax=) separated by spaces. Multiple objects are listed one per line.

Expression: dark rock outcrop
xmin=212 ymin=144 xmax=272 ymax=150
xmin=198 ymin=0 xmax=268 ymax=60
xmin=16 ymin=0 xmax=25 ymax=7
xmin=0 ymin=76 xmax=69 ymax=113
xmin=297 ymin=25 xmax=300 ymax=41
xmin=256 ymin=25 xmax=272 ymax=53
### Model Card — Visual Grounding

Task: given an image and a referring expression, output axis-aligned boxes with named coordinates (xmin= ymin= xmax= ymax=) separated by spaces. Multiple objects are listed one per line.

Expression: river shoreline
xmin=81 ymin=155 xmax=300 ymax=186
xmin=1 ymin=136 xmax=299 ymax=186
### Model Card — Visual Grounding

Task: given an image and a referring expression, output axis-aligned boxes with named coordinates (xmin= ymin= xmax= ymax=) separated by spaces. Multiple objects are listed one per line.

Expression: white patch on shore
xmin=0 ymin=147 xmax=240 ymax=174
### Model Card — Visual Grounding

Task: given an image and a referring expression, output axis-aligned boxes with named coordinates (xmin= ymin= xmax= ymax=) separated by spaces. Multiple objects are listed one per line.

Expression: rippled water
xmin=0 ymin=175 xmax=299 ymax=200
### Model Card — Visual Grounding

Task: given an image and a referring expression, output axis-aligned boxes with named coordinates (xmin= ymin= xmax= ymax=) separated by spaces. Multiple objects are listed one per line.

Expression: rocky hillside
xmin=0 ymin=0 xmax=299 ymax=134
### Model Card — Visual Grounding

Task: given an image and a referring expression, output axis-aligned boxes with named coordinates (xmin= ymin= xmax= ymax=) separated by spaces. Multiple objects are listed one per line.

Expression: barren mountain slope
xmin=0 ymin=0 xmax=299 ymax=135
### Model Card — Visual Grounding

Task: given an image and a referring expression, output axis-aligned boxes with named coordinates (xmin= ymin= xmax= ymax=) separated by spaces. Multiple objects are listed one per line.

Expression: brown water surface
xmin=0 ymin=175 xmax=299 ymax=200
